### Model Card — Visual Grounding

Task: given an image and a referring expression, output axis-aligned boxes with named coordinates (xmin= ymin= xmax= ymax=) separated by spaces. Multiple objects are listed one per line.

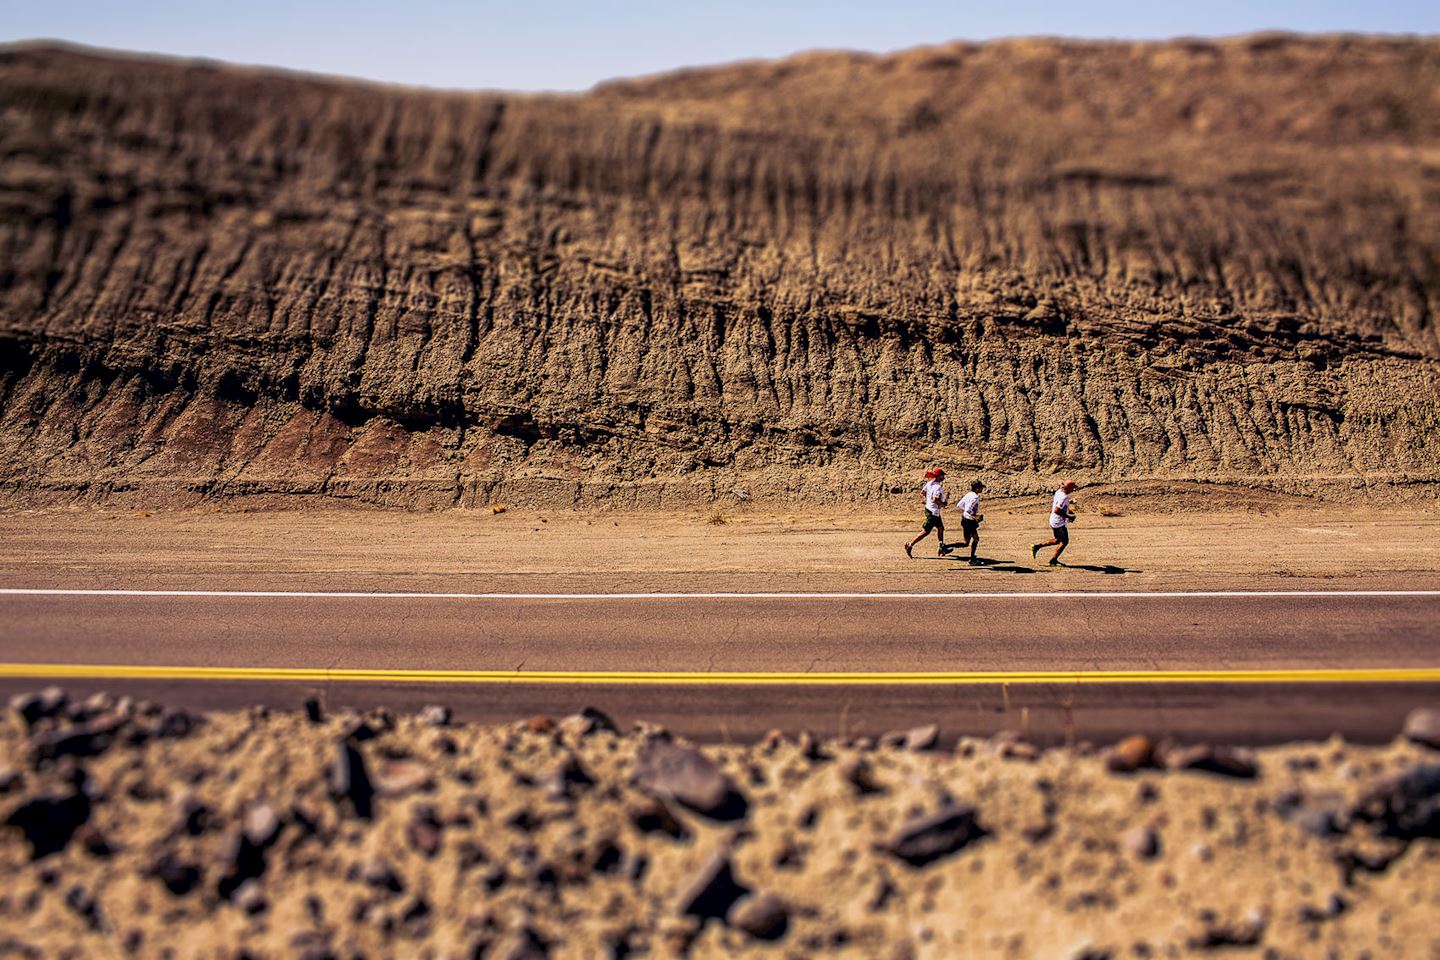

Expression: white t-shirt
xmin=1050 ymin=489 xmax=1071 ymax=528
xmin=958 ymin=492 xmax=981 ymax=520
xmin=923 ymin=479 xmax=948 ymax=516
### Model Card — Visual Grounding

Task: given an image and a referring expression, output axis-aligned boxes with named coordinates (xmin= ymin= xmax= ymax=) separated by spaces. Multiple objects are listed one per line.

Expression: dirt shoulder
xmin=4 ymin=485 xmax=1439 ymax=593
xmin=2 ymin=693 xmax=1439 ymax=958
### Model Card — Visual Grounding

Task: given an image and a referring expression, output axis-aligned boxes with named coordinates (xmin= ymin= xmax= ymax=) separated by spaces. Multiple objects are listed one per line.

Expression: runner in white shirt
xmin=956 ymin=480 xmax=986 ymax=564
xmin=1031 ymin=480 xmax=1077 ymax=566
xmin=905 ymin=468 xmax=949 ymax=558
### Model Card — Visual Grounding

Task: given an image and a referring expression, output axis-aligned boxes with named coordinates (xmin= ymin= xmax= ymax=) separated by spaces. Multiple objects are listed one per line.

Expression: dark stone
xmin=1167 ymin=744 xmax=1259 ymax=779
xmin=841 ymin=757 xmax=885 ymax=795
xmin=882 ymin=805 xmax=987 ymax=867
xmin=1353 ymin=761 xmax=1440 ymax=839
xmin=728 ymin=892 xmax=789 ymax=939
xmin=544 ymin=755 xmax=594 ymax=799
xmin=628 ymin=796 xmax=687 ymax=839
xmin=1187 ymin=910 xmax=1266 ymax=948
xmin=64 ymin=884 xmax=104 ymax=931
xmin=155 ymin=708 xmax=195 ymax=739
xmin=30 ymin=712 xmax=129 ymax=766
xmin=147 ymin=851 xmax=202 ymax=896
xmin=330 ymin=739 xmax=375 ymax=819
xmin=1402 ymin=708 xmax=1440 ymax=749
xmin=10 ymin=687 xmax=68 ymax=728
xmin=217 ymin=832 xmax=269 ymax=900
xmin=633 ymin=741 xmax=746 ymax=820
xmin=303 ymin=698 xmax=324 ymax=723
xmin=4 ymin=788 xmax=91 ymax=859
xmin=361 ymin=857 xmax=404 ymax=894
xmin=675 ymin=853 xmax=748 ymax=920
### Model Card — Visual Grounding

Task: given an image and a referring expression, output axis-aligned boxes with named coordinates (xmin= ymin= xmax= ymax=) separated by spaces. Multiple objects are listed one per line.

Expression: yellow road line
xmin=0 ymin=663 xmax=1438 ymax=685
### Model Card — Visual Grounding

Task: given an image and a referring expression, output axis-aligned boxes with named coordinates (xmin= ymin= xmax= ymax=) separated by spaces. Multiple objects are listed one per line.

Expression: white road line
xmin=1 ymin=588 xmax=1439 ymax=600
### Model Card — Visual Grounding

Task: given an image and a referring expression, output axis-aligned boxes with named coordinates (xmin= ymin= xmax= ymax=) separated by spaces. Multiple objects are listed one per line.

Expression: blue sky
xmin=5 ymin=1 xmax=1437 ymax=91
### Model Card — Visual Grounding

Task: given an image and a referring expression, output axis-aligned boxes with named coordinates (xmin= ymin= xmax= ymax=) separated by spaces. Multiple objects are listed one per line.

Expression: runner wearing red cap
xmin=905 ymin=468 xmax=949 ymax=558
xmin=1031 ymin=480 xmax=1078 ymax=566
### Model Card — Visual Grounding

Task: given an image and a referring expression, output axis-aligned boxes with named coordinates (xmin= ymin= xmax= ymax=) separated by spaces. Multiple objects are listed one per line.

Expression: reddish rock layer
xmin=0 ymin=37 xmax=1437 ymax=507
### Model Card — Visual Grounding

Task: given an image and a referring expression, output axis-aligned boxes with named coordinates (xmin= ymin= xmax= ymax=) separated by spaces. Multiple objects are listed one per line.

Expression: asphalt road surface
xmin=2 ymin=586 xmax=1438 ymax=744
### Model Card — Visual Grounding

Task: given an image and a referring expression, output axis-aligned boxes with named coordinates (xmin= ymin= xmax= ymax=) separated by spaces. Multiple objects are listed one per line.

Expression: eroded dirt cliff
xmin=1 ymin=36 xmax=1437 ymax=507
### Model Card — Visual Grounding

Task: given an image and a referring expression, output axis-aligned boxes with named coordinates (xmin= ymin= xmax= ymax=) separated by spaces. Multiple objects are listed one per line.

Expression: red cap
xmin=932 ymin=467 xmax=945 ymax=479
xmin=1061 ymin=479 xmax=1077 ymax=491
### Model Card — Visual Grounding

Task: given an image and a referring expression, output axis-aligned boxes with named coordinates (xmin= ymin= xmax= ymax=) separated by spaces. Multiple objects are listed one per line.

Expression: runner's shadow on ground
xmin=1054 ymin=563 xmax=1138 ymax=575
xmin=939 ymin=556 xmax=1039 ymax=573
xmin=949 ymin=557 xmax=1140 ymax=575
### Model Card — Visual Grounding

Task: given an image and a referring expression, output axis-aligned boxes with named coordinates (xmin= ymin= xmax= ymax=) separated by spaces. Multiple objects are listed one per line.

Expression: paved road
xmin=2 ymin=588 xmax=1437 ymax=743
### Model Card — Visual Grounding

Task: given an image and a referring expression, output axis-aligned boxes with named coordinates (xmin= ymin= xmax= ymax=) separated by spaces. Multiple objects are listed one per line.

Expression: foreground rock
xmin=0 ymin=693 xmax=1437 ymax=957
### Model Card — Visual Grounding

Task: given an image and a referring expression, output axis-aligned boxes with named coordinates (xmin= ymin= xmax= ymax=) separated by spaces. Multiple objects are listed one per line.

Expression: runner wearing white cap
xmin=956 ymin=479 xmax=985 ymax=564
xmin=1031 ymin=480 xmax=1077 ymax=566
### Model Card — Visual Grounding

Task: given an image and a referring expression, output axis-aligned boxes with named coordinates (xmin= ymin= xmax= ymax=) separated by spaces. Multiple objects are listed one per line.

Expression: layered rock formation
xmin=0 ymin=36 xmax=1437 ymax=507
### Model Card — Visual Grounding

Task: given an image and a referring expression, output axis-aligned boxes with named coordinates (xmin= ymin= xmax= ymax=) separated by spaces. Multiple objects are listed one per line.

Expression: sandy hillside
xmin=1 ymin=37 xmax=1438 ymax=509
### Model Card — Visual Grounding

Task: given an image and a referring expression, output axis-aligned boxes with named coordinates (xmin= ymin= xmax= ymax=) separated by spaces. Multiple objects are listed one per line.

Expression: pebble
xmin=524 ymin=716 xmax=557 ymax=735
xmin=360 ymin=857 xmax=404 ymax=893
xmin=147 ymin=851 xmax=202 ymax=896
xmin=882 ymin=805 xmax=986 ymax=867
xmin=406 ymin=808 xmax=443 ymax=859
xmin=841 ymin=757 xmax=885 ymax=795
xmin=373 ymin=760 xmax=435 ymax=797
xmin=543 ymin=755 xmax=594 ymax=799
xmin=418 ymin=704 xmax=451 ymax=727
xmin=1353 ymin=761 xmax=1440 ymax=839
xmin=232 ymin=879 xmax=268 ymax=916
xmin=1123 ymin=825 xmax=1161 ymax=860
xmin=242 ymin=804 xmax=281 ymax=848
xmin=330 ymin=739 xmax=376 ymax=819
xmin=728 ymin=892 xmax=789 ymax=939
xmin=633 ymin=741 xmax=743 ymax=818
xmin=903 ymin=724 xmax=940 ymax=751
xmin=557 ymin=706 xmax=617 ymax=739
xmin=1167 ymin=744 xmax=1259 ymax=779
xmin=64 ymin=884 xmax=103 ymax=930
xmin=1107 ymin=735 xmax=1155 ymax=773
xmin=303 ymin=698 xmax=324 ymax=723
xmin=1401 ymin=708 xmax=1440 ymax=749
xmin=10 ymin=687 xmax=68 ymax=727
xmin=627 ymin=796 xmax=687 ymax=839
